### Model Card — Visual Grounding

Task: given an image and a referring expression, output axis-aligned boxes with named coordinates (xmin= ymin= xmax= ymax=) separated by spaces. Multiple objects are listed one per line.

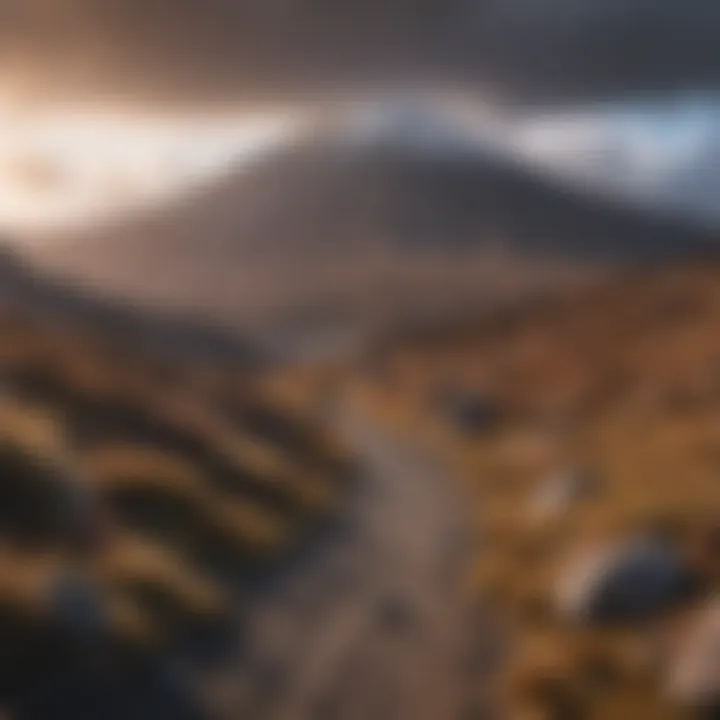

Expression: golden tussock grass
xmin=352 ymin=261 xmax=720 ymax=719
xmin=0 ymin=302 xmax=351 ymax=691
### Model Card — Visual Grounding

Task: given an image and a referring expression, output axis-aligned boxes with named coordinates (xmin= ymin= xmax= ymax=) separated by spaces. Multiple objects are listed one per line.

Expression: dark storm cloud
xmin=2 ymin=1 xmax=720 ymax=106
xmin=0 ymin=0 xmax=457 ymax=105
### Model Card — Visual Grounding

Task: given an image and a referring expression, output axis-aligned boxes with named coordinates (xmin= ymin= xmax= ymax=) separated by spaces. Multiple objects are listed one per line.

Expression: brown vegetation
xmin=351 ymin=261 xmax=720 ymax=718
xmin=0 ymin=300 xmax=352 ymax=713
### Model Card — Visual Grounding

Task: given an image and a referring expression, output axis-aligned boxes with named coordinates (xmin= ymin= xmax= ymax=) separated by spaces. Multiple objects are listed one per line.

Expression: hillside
xmin=0 ymin=246 xmax=264 ymax=366
xmin=30 ymin=135 xmax=719 ymax=355
xmin=349 ymin=260 xmax=720 ymax=718
xmin=0 ymin=287 xmax=351 ymax=718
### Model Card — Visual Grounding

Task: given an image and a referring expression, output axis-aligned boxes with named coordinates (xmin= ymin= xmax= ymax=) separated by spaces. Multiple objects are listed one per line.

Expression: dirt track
xmin=203 ymin=411 xmax=496 ymax=720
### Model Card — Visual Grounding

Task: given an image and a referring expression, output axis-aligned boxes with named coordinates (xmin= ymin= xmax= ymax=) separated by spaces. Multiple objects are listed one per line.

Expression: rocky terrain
xmin=349 ymin=260 xmax=720 ymax=719
xmin=0 ymin=281 xmax=351 ymax=719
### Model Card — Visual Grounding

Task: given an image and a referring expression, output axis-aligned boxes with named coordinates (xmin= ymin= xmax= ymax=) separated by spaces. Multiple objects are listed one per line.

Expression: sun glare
xmin=0 ymin=103 xmax=306 ymax=237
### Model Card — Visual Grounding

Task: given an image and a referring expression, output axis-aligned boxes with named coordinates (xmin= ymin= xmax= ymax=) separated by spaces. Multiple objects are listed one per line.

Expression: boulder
xmin=556 ymin=537 xmax=689 ymax=624
xmin=47 ymin=573 xmax=109 ymax=642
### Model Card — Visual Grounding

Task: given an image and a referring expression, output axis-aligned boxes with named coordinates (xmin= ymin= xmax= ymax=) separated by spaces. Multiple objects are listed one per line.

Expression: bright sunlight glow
xmin=0 ymin=100 xmax=306 ymax=238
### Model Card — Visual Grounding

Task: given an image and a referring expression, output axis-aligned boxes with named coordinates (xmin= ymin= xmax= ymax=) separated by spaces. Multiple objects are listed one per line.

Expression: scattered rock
xmin=47 ymin=573 xmax=109 ymax=642
xmin=528 ymin=468 xmax=601 ymax=525
xmin=556 ymin=537 xmax=690 ymax=624
xmin=431 ymin=387 xmax=503 ymax=434
xmin=667 ymin=599 xmax=720 ymax=712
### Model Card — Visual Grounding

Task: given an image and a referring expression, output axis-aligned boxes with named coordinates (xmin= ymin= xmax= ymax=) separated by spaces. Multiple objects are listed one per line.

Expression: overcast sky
xmin=3 ymin=1 xmax=720 ymax=108
xmin=0 ymin=0 xmax=453 ymax=107
xmin=1 ymin=2 xmax=720 ymax=238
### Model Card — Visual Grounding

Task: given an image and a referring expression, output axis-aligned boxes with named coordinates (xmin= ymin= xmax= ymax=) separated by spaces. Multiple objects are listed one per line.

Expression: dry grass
xmin=351 ymin=261 xmax=720 ymax=719
xmin=0 ymin=302 xmax=351 ymax=709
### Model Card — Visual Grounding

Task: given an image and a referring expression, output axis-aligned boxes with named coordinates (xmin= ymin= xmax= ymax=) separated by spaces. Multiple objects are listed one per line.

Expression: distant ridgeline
xmin=0 ymin=245 xmax=267 ymax=367
xmin=32 ymin=135 xmax=720 ymax=354
xmin=0 ymin=251 xmax=352 ymax=717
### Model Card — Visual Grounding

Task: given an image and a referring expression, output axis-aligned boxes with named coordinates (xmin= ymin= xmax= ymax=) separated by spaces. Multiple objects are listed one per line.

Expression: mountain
xmin=0 ymin=245 xmax=351 ymax=717
xmin=30 ymin=129 xmax=719 ymax=356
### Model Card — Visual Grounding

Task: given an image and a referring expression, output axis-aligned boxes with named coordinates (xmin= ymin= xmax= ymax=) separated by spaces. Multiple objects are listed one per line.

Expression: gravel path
xmin=202 ymin=411 xmax=495 ymax=720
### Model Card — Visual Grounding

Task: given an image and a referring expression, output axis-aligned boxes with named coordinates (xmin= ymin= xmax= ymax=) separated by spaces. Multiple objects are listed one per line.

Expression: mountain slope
xmin=0 ymin=266 xmax=351 ymax=717
xmin=32 ymin=134 xmax=719 ymax=353
xmin=0 ymin=246 xmax=264 ymax=366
